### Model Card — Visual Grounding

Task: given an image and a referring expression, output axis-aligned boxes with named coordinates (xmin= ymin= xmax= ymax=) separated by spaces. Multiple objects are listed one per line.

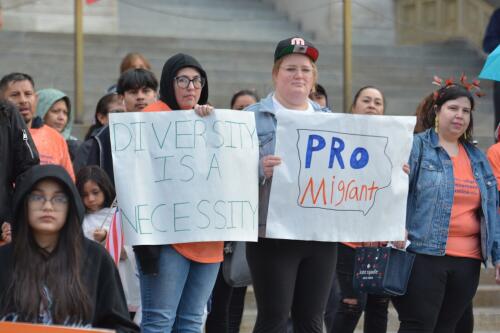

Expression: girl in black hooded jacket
xmin=0 ymin=164 xmax=138 ymax=333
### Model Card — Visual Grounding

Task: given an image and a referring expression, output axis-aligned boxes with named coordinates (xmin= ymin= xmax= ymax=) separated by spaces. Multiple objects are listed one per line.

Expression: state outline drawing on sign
xmin=295 ymin=128 xmax=393 ymax=216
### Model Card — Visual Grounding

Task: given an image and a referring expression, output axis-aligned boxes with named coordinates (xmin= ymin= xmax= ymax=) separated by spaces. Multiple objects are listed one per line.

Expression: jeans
xmin=246 ymin=238 xmax=337 ymax=333
xmin=137 ymin=245 xmax=220 ymax=333
xmin=205 ymin=267 xmax=247 ymax=333
xmin=330 ymin=244 xmax=389 ymax=333
xmin=392 ymin=253 xmax=480 ymax=333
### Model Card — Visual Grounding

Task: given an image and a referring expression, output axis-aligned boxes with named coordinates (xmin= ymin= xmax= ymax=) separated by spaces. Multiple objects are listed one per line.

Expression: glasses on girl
xmin=28 ymin=193 xmax=69 ymax=210
xmin=174 ymin=76 xmax=206 ymax=89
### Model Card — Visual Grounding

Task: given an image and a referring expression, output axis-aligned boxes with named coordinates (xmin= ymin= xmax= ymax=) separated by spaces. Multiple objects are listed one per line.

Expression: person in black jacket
xmin=483 ymin=7 xmax=500 ymax=131
xmin=0 ymin=164 xmax=139 ymax=333
xmin=0 ymin=100 xmax=39 ymax=244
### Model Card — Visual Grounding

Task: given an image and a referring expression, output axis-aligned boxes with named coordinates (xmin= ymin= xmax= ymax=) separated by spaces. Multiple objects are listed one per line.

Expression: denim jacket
xmin=245 ymin=93 xmax=331 ymax=237
xmin=407 ymin=129 xmax=500 ymax=265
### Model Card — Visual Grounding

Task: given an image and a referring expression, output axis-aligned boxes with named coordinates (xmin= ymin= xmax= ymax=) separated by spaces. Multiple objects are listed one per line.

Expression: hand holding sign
xmin=262 ymin=155 xmax=282 ymax=179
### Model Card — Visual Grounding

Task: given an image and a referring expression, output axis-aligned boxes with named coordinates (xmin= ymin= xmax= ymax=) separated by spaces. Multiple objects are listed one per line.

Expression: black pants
xmin=455 ymin=303 xmax=474 ymax=333
xmin=392 ymin=253 xmax=480 ymax=333
xmin=246 ymin=238 xmax=337 ymax=333
xmin=205 ymin=267 xmax=247 ymax=333
xmin=330 ymin=243 xmax=389 ymax=333
xmin=323 ymin=271 xmax=340 ymax=332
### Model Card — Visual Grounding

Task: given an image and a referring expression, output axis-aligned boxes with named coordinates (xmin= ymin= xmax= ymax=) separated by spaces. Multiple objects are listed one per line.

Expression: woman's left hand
xmin=402 ymin=163 xmax=410 ymax=175
xmin=93 ymin=228 xmax=107 ymax=243
xmin=496 ymin=263 xmax=500 ymax=285
xmin=194 ymin=104 xmax=214 ymax=117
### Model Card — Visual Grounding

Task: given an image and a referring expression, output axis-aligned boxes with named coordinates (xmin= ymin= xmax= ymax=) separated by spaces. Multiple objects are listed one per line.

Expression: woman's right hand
xmin=262 ymin=155 xmax=282 ymax=179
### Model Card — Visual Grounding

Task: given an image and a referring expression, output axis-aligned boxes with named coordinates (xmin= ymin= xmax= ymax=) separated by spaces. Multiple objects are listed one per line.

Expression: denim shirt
xmin=407 ymin=129 xmax=500 ymax=265
xmin=245 ymin=93 xmax=331 ymax=237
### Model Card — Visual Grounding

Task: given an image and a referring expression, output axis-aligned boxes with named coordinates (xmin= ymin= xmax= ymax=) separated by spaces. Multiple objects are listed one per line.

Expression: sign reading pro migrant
xmin=266 ymin=111 xmax=415 ymax=242
xmin=110 ymin=110 xmax=259 ymax=245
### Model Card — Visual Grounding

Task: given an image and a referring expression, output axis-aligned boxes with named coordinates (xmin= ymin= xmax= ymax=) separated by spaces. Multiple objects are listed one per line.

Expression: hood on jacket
xmin=13 ymin=165 xmax=85 ymax=233
xmin=36 ymin=88 xmax=73 ymax=139
xmin=159 ymin=53 xmax=209 ymax=110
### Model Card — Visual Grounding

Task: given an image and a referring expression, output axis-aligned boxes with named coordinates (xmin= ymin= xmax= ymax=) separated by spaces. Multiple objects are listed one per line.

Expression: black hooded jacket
xmin=134 ymin=53 xmax=210 ymax=275
xmin=159 ymin=52 xmax=209 ymax=109
xmin=0 ymin=165 xmax=139 ymax=333
xmin=0 ymin=100 xmax=39 ymax=225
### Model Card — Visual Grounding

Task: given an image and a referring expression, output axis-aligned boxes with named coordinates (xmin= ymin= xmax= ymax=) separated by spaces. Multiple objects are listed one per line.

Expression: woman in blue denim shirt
xmin=392 ymin=83 xmax=500 ymax=333
xmin=245 ymin=37 xmax=336 ymax=333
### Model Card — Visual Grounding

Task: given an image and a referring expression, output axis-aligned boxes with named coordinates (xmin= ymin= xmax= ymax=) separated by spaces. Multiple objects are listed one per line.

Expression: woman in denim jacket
xmin=392 ymin=83 xmax=500 ymax=332
xmin=245 ymin=36 xmax=336 ymax=333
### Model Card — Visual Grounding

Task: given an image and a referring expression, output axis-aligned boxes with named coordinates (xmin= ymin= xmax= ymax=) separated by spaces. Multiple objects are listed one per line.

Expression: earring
xmin=464 ymin=132 xmax=468 ymax=140
xmin=435 ymin=116 xmax=439 ymax=133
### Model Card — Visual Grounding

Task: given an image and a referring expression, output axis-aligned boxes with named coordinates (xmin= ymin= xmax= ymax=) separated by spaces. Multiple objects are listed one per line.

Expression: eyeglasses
xmin=174 ymin=76 xmax=206 ymax=89
xmin=28 ymin=193 xmax=69 ymax=210
xmin=280 ymin=66 xmax=314 ymax=76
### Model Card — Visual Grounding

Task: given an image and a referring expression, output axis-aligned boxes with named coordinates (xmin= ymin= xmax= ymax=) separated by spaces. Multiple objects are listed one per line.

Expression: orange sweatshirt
xmin=30 ymin=125 xmax=75 ymax=182
xmin=487 ymin=142 xmax=500 ymax=191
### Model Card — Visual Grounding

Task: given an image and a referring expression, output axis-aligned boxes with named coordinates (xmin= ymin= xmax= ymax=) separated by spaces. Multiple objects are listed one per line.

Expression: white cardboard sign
xmin=266 ymin=111 xmax=416 ymax=242
xmin=110 ymin=109 xmax=259 ymax=245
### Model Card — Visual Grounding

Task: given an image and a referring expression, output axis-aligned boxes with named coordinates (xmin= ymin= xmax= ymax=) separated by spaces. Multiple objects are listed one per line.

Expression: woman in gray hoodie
xmin=36 ymin=88 xmax=81 ymax=160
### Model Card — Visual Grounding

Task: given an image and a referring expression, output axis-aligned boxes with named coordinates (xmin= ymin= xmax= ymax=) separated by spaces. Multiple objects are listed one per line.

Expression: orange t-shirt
xmin=446 ymin=144 xmax=481 ymax=260
xmin=30 ymin=125 xmax=75 ymax=182
xmin=143 ymin=100 xmax=223 ymax=263
xmin=487 ymin=142 xmax=500 ymax=191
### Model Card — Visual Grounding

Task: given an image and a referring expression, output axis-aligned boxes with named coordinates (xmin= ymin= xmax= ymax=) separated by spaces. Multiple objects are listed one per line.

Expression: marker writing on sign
xmin=305 ymin=134 xmax=369 ymax=170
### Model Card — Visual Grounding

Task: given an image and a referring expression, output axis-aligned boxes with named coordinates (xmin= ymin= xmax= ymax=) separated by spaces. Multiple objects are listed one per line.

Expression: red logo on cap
xmin=291 ymin=38 xmax=305 ymax=46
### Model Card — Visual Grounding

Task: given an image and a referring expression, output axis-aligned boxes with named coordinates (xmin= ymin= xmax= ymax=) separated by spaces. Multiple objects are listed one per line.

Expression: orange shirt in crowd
xmin=30 ymin=125 xmax=75 ymax=182
xmin=487 ymin=141 xmax=500 ymax=191
xmin=446 ymin=144 xmax=481 ymax=260
xmin=143 ymin=100 xmax=223 ymax=263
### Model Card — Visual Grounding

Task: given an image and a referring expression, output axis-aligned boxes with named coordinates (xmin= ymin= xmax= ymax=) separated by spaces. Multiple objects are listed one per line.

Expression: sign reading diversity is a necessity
xmin=266 ymin=111 xmax=416 ymax=242
xmin=110 ymin=110 xmax=259 ymax=246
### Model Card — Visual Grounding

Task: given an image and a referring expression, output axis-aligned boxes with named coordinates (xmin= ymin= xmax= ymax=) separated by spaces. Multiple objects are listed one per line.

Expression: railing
xmin=395 ymin=0 xmax=495 ymax=50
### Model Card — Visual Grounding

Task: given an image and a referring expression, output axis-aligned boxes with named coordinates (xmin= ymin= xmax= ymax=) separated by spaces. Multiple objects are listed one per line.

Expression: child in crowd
xmin=76 ymin=166 xmax=141 ymax=320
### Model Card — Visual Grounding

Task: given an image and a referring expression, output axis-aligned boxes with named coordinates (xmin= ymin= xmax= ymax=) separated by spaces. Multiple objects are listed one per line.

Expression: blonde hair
xmin=120 ymin=52 xmax=152 ymax=74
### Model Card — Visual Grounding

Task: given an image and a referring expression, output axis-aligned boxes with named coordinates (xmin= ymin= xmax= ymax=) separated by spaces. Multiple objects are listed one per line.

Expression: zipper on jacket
xmin=23 ymin=129 xmax=35 ymax=159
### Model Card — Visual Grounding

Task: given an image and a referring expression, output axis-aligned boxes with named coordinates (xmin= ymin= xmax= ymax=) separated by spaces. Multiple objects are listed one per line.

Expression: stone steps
xmin=237 ymin=267 xmax=500 ymax=332
xmin=1 ymin=0 xmax=496 ymax=149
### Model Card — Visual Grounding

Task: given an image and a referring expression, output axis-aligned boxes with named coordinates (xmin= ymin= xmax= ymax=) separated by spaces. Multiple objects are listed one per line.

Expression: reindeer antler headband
xmin=432 ymin=74 xmax=484 ymax=101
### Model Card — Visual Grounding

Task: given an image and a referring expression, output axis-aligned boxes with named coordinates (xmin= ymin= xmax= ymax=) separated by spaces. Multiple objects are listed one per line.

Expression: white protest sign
xmin=266 ymin=111 xmax=415 ymax=242
xmin=110 ymin=109 xmax=259 ymax=245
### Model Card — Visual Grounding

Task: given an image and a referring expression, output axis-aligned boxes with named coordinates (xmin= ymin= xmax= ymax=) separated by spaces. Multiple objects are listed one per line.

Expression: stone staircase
xmin=0 ymin=31 xmax=494 ymax=148
xmin=238 ymin=267 xmax=500 ymax=332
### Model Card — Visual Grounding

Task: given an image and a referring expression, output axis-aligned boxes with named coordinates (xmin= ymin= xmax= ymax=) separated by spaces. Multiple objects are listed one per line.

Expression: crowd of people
xmin=0 ymin=34 xmax=500 ymax=333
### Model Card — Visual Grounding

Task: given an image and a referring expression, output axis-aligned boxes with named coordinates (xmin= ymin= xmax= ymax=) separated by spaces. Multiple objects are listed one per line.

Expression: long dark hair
xmin=1 ymin=178 xmax=92 ymax=324
xmin=230 ymin=89 xmax=259 ymax=109
xmin=76 ymin=166 xmax=116 ymax=210
xmin=84 ymin=93 xmax=122 ymax=140
xmin=415 ymin=84 xmax=474 ymax=142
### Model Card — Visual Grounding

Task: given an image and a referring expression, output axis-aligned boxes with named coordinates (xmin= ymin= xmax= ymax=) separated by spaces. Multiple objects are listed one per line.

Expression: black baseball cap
xmin=274 ymin=37 xmax=319 ymax=63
